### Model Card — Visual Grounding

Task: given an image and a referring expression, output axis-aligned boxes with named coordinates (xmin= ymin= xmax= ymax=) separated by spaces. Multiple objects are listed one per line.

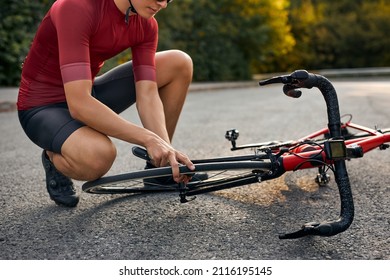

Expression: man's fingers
xmin=147 ymin=147 xmax=195 ymax=183
xmin=172 ymin=154 xmax=195 ymax=183
xmin=176 ymin=153 xmax=195 ymax=171
xmin=169 ymin=157 xmax=181 ymax=182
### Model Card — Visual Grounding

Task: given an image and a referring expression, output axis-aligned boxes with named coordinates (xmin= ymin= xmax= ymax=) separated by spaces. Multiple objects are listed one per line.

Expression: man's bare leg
xmin=155 ymin=50 xmax=193 ymax=141
xmin=47 ymin=127 xmax=116 ymax=181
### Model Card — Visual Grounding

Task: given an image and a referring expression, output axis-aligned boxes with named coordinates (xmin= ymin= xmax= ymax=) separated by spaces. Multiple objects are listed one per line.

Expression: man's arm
xmin=135 ymin=80 xmax=170 ymax=143
xmin=64 ymin=80 xmax=194 ymax=181
xmin=65 ymin=80 xmax=156 ymax=147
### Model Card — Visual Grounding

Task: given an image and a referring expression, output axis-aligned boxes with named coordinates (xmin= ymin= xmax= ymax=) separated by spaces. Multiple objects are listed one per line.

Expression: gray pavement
xmin=1 ymin=76 xmax=389 ymax=261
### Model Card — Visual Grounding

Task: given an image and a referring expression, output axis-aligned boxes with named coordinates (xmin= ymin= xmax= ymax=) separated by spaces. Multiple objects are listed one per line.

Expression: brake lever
xmin=259 ymin=74 xmax=303 ymax=98
xmin=283 ymin=84 xmax=302 ymax=98
xmin=132 ymin=146 xmax=150 ymax=161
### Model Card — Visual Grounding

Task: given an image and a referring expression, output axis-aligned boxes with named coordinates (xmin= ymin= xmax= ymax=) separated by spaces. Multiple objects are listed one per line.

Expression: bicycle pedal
xmin=380 ymin=144 xmax=389 ymax=150
xmin=132 ymin=146 xmax=150 ymax=161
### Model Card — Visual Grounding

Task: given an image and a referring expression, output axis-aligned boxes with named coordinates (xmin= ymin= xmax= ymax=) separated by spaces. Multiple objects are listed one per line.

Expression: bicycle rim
xmin=82 ymin=161 xmax=271 ymax=195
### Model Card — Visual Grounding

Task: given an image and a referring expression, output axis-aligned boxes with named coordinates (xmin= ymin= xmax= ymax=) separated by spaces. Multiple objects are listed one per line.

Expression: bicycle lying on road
xmin=82 ymin=70 xmax=390 ymax=239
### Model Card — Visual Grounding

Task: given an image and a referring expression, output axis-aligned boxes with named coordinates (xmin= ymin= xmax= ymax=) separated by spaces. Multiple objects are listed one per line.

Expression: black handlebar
xmin=260 ymin=70 xmax=354 ymax=239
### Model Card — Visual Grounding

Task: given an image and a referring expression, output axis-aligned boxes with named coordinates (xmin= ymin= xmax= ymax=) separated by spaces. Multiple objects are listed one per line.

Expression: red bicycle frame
xmin=281 ymin=121 xmax=390 ymax=171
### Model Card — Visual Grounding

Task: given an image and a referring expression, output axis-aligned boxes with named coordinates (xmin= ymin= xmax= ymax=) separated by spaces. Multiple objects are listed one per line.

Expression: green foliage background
xmin=1 ymin=0 xmax=390 ymax=85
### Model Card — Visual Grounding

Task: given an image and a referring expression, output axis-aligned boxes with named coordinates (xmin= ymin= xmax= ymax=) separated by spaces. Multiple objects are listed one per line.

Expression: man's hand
xmin=145 ymin=140 xmax=195 ymax=183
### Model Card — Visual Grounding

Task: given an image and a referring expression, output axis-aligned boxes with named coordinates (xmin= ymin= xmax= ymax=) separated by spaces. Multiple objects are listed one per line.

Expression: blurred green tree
xmin=157 ymin=0 xmax=294 ymax=81
xmin=1 ymin=0 xmax=390 ymax=85
xmin=0 ymin=0 xmax=53 ymax=86
xmin=289 ymin=0 xmax=390 ymax=70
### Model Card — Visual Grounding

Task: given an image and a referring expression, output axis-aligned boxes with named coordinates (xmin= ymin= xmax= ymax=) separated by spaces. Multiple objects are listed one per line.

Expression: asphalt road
xmin=0 ymin=78 xmax=389 ymax=260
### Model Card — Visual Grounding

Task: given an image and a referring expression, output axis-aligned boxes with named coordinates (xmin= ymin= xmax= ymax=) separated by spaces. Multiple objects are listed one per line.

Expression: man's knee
xmin=163 ymin=50 xmax=193 ymax=75
xmin=173 ymin=50 xmax=193 ymax=72
xmin=62 ymin=130 xmax=117 ymax=181
xmin=83 ymin=140 xmax=117 ymax=181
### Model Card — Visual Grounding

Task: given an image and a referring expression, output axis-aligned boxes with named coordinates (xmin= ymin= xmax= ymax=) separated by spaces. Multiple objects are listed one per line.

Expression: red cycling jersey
xmin=17 ymin=0 xmax=158 ymax=110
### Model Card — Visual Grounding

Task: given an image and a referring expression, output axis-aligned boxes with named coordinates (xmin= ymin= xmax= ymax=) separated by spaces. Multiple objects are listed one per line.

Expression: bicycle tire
xmin=82 ymin=160 xmax=271 ymax=195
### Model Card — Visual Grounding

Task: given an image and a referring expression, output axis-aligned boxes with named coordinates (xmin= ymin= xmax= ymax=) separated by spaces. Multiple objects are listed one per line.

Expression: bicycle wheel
xmin=82 ymin=160 xmax=271 ymax=195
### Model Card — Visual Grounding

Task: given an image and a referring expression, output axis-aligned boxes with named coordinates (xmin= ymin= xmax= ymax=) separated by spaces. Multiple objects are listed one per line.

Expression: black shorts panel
xmin=92 ymin=61 xmax=136 ymax=114
xmin=18 ymin=103 xmax=85 ymax=154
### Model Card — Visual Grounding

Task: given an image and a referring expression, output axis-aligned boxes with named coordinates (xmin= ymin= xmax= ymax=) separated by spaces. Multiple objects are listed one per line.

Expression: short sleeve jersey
xmin=17 ymin=0 xmax=158 ymax=110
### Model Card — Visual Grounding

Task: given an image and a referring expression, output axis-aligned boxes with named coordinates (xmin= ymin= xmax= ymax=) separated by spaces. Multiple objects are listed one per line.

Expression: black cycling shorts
xmin=18 ymin=61 xmax=137 ymax=154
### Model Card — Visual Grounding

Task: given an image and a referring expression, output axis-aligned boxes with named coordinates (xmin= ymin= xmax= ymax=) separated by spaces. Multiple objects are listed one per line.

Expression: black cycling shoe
xmin=41 ymin=151 xmax=79 ymax=207
xmin=143 ymin=162 xmax=208 ymax=186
